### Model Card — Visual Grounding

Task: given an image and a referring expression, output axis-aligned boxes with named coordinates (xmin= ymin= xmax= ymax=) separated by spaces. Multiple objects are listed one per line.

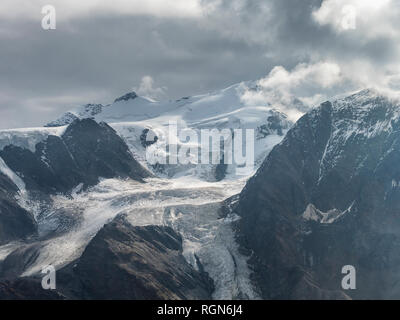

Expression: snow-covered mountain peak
xmin=336 ymin=88 xmax=384 ymax=104
xmin=41 ymin=82 xmax=302 ymax=180
xmin=331 ymin=88 xmax=400 ymax=125
xmin=47 ymin=82 xmax=308 ymax=127
xmin=46 ymin=103 xmax=104 ymax=127
xmin=285 ymin=88 xmax=400 ymax=189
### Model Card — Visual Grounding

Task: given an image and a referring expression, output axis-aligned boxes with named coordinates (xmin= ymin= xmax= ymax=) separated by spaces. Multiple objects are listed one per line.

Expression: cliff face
xmin=237 ymin=91 xmax=400 ymax=299
xmin=58 ymin=215 xmax=213 ymax=300
xmin=0 ymin=119 xmax=151 ymax=195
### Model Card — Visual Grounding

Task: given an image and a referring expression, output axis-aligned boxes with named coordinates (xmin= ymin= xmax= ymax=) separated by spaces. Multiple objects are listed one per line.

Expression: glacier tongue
xmin=43 ymin=82 xmax=297 ymax=181
xmin=16 ymin=177 xmax=259 ymax=299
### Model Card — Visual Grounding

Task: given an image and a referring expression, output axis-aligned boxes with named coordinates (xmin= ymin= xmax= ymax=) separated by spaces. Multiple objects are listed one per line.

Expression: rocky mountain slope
xmin=0 ymin=173 xmax=36 ymax=245
xmin=0 ymin=118 xmax=150 ymax=249
xmin=57 ymin=214 xmax=213 ymax=300
xmin=236 ymin=89 xmax=400 ymax=299
xmin=0 ymin=118 xmax=151 ymax=194
xmin=0 ymin=215 xmax=213 ymax=300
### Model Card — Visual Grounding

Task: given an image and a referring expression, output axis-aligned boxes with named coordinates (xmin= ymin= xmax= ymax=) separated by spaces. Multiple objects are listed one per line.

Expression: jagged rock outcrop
xmin=236 ymin=90 xmax=400 ymax=299
xmin=114 ymin=92 xmax=138 ymax=103
xmin=57 ymin=215 xmax=213 ymax=300
xmin=0 ymin=119 xmax=151 ymax=194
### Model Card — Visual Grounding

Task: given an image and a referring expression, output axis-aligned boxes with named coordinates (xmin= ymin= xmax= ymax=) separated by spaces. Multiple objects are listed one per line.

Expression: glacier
xmin=16 ymin=177 xmax=259 ymax=299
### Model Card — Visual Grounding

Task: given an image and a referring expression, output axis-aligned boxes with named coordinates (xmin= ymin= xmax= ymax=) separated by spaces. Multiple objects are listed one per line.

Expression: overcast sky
xmin=0 ymin=0 xmax=400 ymax=129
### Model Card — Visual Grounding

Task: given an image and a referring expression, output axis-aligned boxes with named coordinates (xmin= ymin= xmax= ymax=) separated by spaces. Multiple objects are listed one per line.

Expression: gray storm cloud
xmin=0 ymin=0 xmax=399 ymax=129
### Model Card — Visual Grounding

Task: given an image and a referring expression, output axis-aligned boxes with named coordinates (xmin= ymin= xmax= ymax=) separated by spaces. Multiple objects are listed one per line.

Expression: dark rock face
xmin=114 ymin=92 xmax=138 ymax=103
xmin=57 ymin=215 xmax=213 ymax=300
xmin=0 ymin=278 xmax=63 ymax=300
xmin=0 ymin=174 xmax=36 ymax=245
xmin=62 ymin=119 xmax=150 ymax=185
xmin=80 ymin=104 xmax=103 ymax=117
xmin=237 ymin=90 xmax=400 ymax=299
xmin=0 ymin=216 xmax=213 ymax=300
xmin=140 ymin=128 xmax=158 ymax=148
xmin=0 ymin=119 xmax=151 ymax=194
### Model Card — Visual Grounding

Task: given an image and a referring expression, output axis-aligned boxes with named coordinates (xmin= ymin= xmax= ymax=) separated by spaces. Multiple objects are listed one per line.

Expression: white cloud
xmin=241 ymin=56 xmax=400 ymax=121
xmin=310 ymin=0 xmax=400 ymax=97
xmin=0 ymin=0 xmax=204 ymax=20
xmin=133 ymin=76 xmax=167 ymax=101
xmin=240 ymin=62 xmax=345 ymax=121
xmin=258 ymin=62 xmax=342 ymax=90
